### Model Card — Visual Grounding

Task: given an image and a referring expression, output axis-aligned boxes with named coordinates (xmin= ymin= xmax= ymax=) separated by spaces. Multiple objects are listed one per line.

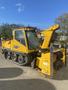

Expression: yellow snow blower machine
xmin=1 ymin=24 xmax=66 ymax=78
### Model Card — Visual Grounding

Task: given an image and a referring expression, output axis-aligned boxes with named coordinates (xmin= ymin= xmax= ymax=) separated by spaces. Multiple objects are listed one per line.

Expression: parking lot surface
xmin=0 ymin=52 xmax=68 ymax=90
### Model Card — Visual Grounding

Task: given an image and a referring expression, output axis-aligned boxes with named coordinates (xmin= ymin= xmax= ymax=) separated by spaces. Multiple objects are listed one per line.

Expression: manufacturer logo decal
xmin=14 ymin=46 xmax=19 ymax=49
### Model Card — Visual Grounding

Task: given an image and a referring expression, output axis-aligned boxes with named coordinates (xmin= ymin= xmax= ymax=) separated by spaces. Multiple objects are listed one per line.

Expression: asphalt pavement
xmin=0 ymin=52 xmax=68 ymax=90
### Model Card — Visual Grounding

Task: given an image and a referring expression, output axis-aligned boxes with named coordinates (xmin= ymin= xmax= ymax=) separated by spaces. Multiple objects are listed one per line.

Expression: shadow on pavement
xmin=0 ymin=67 xmax=23 ymax=79
xmin=0 ymin=79 xmax=56 ymax=90
xmin=53 ymin=54 xmax=68 ymax=80
xmin=54 ymin=66 xmax=68 ymax=80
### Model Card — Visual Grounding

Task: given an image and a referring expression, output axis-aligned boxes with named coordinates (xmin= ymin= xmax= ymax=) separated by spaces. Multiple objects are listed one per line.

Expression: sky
xmin=0 ymin=0 xmax=68 ymax=29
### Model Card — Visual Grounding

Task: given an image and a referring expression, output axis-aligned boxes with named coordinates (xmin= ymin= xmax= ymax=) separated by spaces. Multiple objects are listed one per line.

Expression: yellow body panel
xmin=11 ymin=39 xmax=28 ymax=53
xmin=41 ymin=31 xmax=53 ymax=48
xmin=2 ymin=40 xmax=11 ymax=49
xmin=36 ymin=53 xmax=50 ymax=75
xmin=2 ymin=39 xmax=28 ymax=53
xmin=41 ymin=24 xmax=60 ymax=49
xmin=36 ymin=52 xmax=52 ymax=76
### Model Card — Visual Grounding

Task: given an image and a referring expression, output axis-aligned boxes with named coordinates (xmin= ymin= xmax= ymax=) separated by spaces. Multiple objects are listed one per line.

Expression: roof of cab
xmin=13 ymin=26 xmax=37 ymax=31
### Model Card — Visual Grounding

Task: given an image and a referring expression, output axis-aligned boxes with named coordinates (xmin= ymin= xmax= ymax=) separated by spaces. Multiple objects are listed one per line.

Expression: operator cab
xmin=14 ymin=27 xmax=41 ymax=51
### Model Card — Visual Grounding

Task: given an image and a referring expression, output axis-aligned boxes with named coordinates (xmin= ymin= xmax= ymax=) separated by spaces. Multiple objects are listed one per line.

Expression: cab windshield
xmin=26 ymin=30 xmax=40 ymax=50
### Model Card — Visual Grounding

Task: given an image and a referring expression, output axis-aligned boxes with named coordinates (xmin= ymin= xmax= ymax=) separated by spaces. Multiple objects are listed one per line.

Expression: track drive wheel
xmin=10 ymin=52 xmax=17 ymax=61
xmin=17 ymin=54 xmax=29 ymax=66
xmin=4 ymin=51 xmax=8 ymax=59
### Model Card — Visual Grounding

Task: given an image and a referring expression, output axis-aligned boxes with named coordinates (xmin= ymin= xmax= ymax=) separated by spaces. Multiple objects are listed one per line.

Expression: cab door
xmin=11 ymin=30 xmax=28 ymax=53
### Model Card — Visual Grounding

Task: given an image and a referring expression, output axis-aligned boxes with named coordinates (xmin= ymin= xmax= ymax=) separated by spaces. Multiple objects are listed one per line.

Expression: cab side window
xmin=15 ymin=30 xmax=26 ymax=46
